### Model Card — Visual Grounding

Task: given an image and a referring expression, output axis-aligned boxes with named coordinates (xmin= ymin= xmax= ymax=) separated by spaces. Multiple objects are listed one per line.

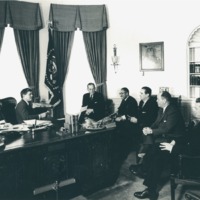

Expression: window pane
xmin=64 ymin=30 xmax=94 ymax=115
xmin=0 ymin=27 xmax=28 ymax=102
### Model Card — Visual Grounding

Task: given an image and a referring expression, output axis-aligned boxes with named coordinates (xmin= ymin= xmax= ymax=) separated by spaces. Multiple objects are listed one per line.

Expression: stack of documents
xmin=23 ymin=120 xmax=53 ymax=130
xmin=0 ymin=123 xmax=30 ymax=134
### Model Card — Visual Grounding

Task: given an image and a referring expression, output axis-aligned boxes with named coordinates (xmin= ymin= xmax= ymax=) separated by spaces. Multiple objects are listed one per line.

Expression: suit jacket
xmin=138 ymin=97 xmax=158 ymax=128
xmin=117 ymin=96 xmax=138 ymax=118
xmin=16 ymin=100 xmax=47 ymax=124
xmin=143 ymin=104 xmax=185 ymax=144
xmin=151 ymin=104 xmax=185 ymax=142
xmin=116 ymin=96 xmax=138 ymax=133
xmin=79 ymin=91 xmax=105 ymax=122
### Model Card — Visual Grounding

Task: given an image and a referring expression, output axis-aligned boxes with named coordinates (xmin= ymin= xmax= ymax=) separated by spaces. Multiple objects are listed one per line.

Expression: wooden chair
xmin=170 ymin=153 xmax=200 ymax=200
xmin=0 ymin=97 xmax=17 ymax=124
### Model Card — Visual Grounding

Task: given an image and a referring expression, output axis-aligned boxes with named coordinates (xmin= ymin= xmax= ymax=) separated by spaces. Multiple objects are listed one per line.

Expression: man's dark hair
xmin=20 ymin=88 xmax=32 ymax=98
xmin=121 ymin=87 xmax=129 ymax=95
xmin=142 ymin=86 xmax=152 ymax=96
xmin=196 ymin=97 xmax=200 ymax=103
xmin=87 ymin=83 xmax=95 ymax=88
xmin=161 ymin=91 xmax=172 ymax=102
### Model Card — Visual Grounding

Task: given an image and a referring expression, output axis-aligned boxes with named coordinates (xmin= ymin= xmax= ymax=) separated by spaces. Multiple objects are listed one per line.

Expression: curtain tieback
xmin=96 ymin=81 xmax=106 ymax=87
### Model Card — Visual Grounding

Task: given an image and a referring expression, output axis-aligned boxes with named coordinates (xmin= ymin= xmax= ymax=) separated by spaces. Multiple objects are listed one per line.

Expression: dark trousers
xmin=116 ymin=122 xmax=139 ymax=158
xmin=142 ymin=143 xmax=171 ymax=192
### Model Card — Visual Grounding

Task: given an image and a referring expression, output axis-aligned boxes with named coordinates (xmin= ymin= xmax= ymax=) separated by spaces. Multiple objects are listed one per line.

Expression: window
xmin=0 ymin=27 xmax=28 ymax=102
xmin=64 ymin=30 xmax=94 ymax=115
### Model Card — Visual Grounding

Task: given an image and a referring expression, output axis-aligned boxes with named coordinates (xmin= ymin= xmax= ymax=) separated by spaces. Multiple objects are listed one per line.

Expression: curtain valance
xmin=49 ymin=4 xmax=108 ymax=32
xmin=0 ymin=1 xmax=7 ymax=28
xmin=49 ymin=5 xmax=78 ymax=32
xmin=6 ymin=1 xmax=43 ymax=30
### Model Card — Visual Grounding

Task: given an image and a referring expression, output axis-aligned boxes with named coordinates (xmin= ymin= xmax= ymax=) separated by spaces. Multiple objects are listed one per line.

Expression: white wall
xmin=20 ymin=0 xmax=200 ymax=103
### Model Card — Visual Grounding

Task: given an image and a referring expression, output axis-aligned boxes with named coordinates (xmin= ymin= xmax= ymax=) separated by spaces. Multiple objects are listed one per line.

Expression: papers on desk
xmin=0 ymin=120 xmax=53 ymax=135
xmin=78 ymin=106 xmax=88 ymax=118
xmin=0 ymin=120 xmax=6 ymax=124
xmin=24 ymin=119 xmax=53 ymax=127
xmin=80 ymin=106 xmax=88 ymax=113
xmin=32 ymin=103 xmax=52 ymax=108
xmin=0 ymin=124 xmax=30 ymax=134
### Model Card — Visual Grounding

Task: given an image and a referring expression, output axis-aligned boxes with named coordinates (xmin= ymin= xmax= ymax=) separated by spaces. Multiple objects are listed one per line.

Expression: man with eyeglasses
xmin=115 ymin=87 xmax=138 ymax=156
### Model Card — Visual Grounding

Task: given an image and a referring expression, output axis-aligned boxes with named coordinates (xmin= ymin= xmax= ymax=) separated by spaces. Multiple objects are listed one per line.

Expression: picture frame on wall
xmin=159 ymin=87 xmax=169 ymax=93
xmin=140 ymin=41 xmax=164 ymax=71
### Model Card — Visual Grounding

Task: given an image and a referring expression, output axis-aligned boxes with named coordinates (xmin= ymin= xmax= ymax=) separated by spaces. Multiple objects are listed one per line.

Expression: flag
xmin=44 ymin=28 xmax=61 ymax=107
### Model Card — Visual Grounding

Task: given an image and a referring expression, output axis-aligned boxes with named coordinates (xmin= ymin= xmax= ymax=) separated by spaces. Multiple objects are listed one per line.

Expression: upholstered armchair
xmin=0 ymin=97 xmax=17 ymax=124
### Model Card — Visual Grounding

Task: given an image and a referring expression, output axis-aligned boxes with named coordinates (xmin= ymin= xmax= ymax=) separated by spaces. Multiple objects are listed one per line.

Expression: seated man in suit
xmin=130 ymin=86 xmax=158 ymax=155
xmin=129 ymin=86 xmax=158 ymax=171
xmin=133 ymin=91 xmax=185 ymax=200
xmin=79 ymin=83 xmax=105 ymax=124
xmin=16 ymin=88 xmax=49 ymax=124
xmin=161 ymin=97 xmax=200 ymax=156
xmin=115 ymin=87 xmax=139 ymax=156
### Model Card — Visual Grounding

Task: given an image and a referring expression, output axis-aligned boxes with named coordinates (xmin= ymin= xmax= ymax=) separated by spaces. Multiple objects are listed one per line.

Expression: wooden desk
xmin=0 ymin=126 xmax=121 ymax=199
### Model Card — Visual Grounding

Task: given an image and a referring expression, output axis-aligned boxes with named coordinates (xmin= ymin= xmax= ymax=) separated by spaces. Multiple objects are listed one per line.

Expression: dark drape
xmin=0 ymin=1 xmax=7 ymax=53
xmin=13 ymin=30 xmax=40 ymax=98
xmin=7 ymin=1 xmax=43 ymax=99
xmin=0 ymin=1 xmax=7 ymax=28
xmin=51 ymin=30 xmax=75 ymax=118
xmin=0 ymin=28 xmax=5 ymax=53
xmin=83 ymin=30 xmax=107 ymax=99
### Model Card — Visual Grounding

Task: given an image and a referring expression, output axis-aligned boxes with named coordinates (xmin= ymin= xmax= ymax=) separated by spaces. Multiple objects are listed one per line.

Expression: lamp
xmin=111 ymin=44 xmax=119 ymax=73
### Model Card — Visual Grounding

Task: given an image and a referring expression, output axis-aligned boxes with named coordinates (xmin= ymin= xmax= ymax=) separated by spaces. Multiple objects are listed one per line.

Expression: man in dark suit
xmin=130 ymin=87 xmax=158 ymax=154
xmin=79 ymin=83 xmax=105 ymax=123
xmin=129 ymin=87 xmax=158 ymax=171
xmin=137 ymin=87 xmax=158 ymax=128
xmin=16 ymin=88 xmax=48 ymax=124
xmin=133 ymin=91 xmax=185 ymax=200
xmin=142 ymin=91 xmax=185 ymax=144
xmin=115 ymin=87 xmax=138 ymax=155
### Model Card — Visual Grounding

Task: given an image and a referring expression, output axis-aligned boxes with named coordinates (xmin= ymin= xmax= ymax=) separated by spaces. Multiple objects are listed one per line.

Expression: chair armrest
xmin=179 ymin=154 xmax=200 ymax=160
xmin=177 ymin=154 xmax=200 ymax=179
xmin=185 ymin=191 xmax=200 ymax=200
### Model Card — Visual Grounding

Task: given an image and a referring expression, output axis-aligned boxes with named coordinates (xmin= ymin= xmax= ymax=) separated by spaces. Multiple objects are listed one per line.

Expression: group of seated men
xmin=78 ymin=83 xmax=200 ymax=200
xmin=131 ymin=96 xmax=200 ymax=200
xmin=1 ymin=84 xmax=200 ymax=200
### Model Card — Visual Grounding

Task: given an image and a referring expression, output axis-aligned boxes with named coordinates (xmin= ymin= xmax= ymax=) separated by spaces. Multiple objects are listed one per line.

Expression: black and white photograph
xmin=0 ymin=0 xmax=200 ymax=200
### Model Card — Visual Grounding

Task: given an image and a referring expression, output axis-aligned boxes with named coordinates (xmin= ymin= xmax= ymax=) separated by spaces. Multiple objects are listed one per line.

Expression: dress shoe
xmin=134 ymin=188 xmax=158 ymax=200
xmin=129 ymin=164 xmax=146 ymax=178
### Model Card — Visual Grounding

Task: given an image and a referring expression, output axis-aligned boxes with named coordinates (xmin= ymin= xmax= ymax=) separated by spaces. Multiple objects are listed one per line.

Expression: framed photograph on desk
xmin=140 ymin=42 xmax=164 ymax=71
